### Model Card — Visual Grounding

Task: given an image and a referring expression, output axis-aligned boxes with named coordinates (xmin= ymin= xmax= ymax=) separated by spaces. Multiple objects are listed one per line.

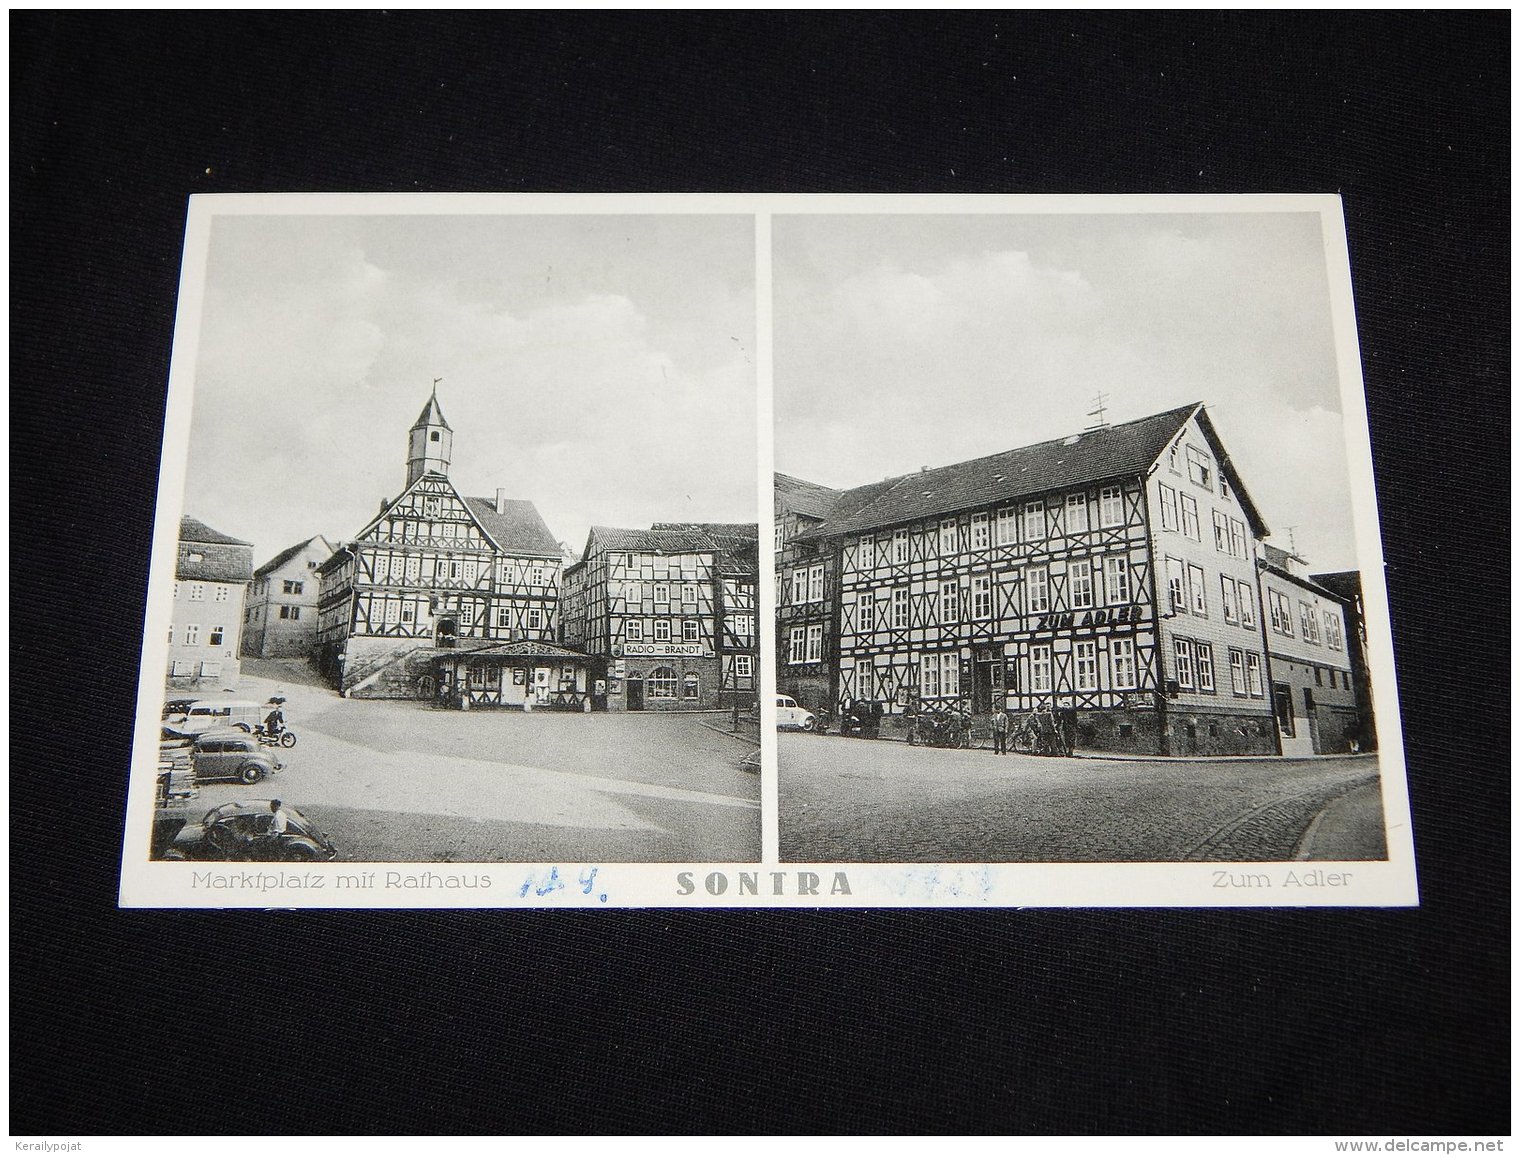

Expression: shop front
xmin=431 ymin=640 xmax=597 ymax=712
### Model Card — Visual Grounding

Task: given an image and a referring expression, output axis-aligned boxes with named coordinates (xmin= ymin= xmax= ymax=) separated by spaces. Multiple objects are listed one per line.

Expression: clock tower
xmin=406 ymin=381 xmax=453 ymax=488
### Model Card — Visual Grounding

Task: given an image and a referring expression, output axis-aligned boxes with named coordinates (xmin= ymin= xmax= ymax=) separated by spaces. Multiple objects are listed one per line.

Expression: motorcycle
xmin=906 ymin=705 xmax=972 ymax=748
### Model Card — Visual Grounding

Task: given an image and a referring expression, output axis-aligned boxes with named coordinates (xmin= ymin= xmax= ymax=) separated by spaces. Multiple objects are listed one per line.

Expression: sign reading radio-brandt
xmin=621 ymin=641 xmax=711 ymax=658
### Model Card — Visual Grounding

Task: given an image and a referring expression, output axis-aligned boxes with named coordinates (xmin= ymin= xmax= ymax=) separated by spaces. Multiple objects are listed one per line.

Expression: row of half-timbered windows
xmin=918 ymin=651 xmax=960 ymax=698
xmin=1227 ymin=648 xmax=1266 ymax=697
xmin=625 ymin=618 xmax=705 ymax=642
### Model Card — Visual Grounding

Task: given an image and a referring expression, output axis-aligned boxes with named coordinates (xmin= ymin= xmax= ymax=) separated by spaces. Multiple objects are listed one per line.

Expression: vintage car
xmin=161 ymin=729 xmax=284 ymax=784
xmin=155 ymin=800 xmax=337 ymax=862
xmin=775 ymin=695 xmax=817 ymax=731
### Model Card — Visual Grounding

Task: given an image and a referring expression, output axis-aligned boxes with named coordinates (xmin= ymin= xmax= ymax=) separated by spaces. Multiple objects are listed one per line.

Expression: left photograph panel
xmin=129 ymin=202 xmax=761 ymax=877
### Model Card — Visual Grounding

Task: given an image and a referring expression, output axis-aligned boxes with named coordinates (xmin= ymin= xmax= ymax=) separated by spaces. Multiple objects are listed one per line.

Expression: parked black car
xmin=154 ymin=800 xmax=337 ymax=861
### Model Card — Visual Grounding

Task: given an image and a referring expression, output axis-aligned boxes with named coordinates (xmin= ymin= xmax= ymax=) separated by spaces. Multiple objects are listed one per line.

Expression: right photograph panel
xmin=773 ymin=206 xmax=1398 ymax=867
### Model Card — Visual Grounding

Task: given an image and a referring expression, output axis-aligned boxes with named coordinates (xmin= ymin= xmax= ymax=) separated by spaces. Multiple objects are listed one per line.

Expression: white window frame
xmin=970 ymin=512 xmax=990 ymax=551
xmin=995 ymin=506 xmax=1017 ymax=546
xmin=857 ymin=591 xmax=876 ymax=633
xmin=733 ymin=654 xmax=753 ymax=679
xmin=857 ymin=536 xmax=875 ymax=571
xmin=682 ymin=619 xmax=699 ymax=642
xmin=807 ymin=563 xmax=824 ymax=604
xmin=1186 ymin=444 xmax=1212 ymax=489
xmin=790 ymin=568 xmax=807 ymax=606
xmin=1188 ymin=563 xmax=1208 ymax=616
xmin=626 ymin=618 xmax=643 ymax=642
xmin=1074 ymin=640 xmax=1098 ymax=692
xmin=1070 ymin=559 xmax=1094 ymax=609
xmin=1230 ymin=518 xmax=1247 ymax=559
xmin=1065 ymin=493 xmax=1089 ymax=534
xmin=1220 ymin=576 xmax=1239 ymax=624
xmin=922 ymin=653 xmax=940 ymax=698
xmin=788 ymin=626 xmax=806 ymax=665
xmin=1179 ymin=493 xmax=1200 ymax=540
xmin=183 ymin=624 xmax=200 ymax=645
xmin=1213 ymin=510 xmax=1230 ymax=553
xmin=892 ymin=587 xmax=909 ymax=629
xmin=654 ymin=583 xmax=670 ymax=606
xmin=1326 ymin=610 xmax=1343 ymax=650
xmin=1022 ymin=500 xmax=1045 ymax=542
xmin=1104 ymin=555 xmax=1131 ymax=604
xmin=1229 ymin=649 xmax=1247 ymax=695
xmin=1111 ymin=638 xmax=1137 ymax=690
xmin=1196 ymin=643 xmax=1216 ymax=692
xmin=940 ymin=580 xmax=959 ymax=624
xmin=1158 ymin=484 xmax=1179 ymax=532
xmin=1099 ymin=485 xmax=1124 ymax=528
xmin=1030 ymin=644 xmax=1053 ymax=694
xmin=1239 ymin=582 xmax=1257 ymax=629
xmin=1166 ymin=558 xmax=1187 ymax=614
xmin=527 ymin=606 xmax=543 ymax=631
xmin=654 ymin=619 xmax=672 ymax=642
xmin=805 ymin=623 xmax=824 ymax=663
xmin=939 ymin=518 xmax=958 ymax=556
xmin=971 ymin=575 xmax=992 ymax=620
xmin=1246 ymin=651 xmax=1264 ymax=697
xmin=1174 ymin=639 xmax=1196 ymax=689
xmin=1026 ymin=566 xmax=1050 ymax=614
xmin=892 ymin=529 xmax=909 ymax=564
xmin=941 ymin=652 xmax=960 ymax=698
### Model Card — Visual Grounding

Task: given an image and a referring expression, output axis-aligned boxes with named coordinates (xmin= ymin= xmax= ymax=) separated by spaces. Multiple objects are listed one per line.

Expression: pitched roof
xmin=463 ymin=497 xmax=562 ymax=559
xmin=774 ymin=473 xmax=843 ymax=520
xmin=179 ymin=516 xmax=251 ymax=548
xmin=586 ymin=526 xmax=718 ymax=555
xmin=651 ymin=522 xmax=759 ymax=540
xmin=795 ymin=404 xmax=1268 ymax=540
xmin=253 ymin=535 xmax=335 ymax=579
xmin=411 ymin=390 xmax=451 ymax=431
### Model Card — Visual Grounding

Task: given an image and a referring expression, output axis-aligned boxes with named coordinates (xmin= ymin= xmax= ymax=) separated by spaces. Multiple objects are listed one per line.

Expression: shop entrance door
xmin=627 ymin=677 xmax=645 ymax=711
xmin=972 ymin=647 xmax=1001 ymax=713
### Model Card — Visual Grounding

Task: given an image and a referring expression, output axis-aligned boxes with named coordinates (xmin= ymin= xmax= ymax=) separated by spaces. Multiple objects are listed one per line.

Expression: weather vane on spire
xmin=431 ymin=376 xmax=442 ymax=396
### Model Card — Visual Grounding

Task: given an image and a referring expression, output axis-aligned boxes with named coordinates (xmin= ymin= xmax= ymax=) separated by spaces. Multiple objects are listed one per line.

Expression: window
xmin=1220 ymin=577 xmax=1239 ymax=624
xmin=683 ymin=620 xmax=699 ymax=642
xmin=857 ymin=592 xmax=876 ymax=633
xmin=1158 ymin=484 xmax=1179 ymax=532
xmin=1188 ymin=564 xmax=1207 ymax=616
xmin=1326 ymin=610 xmax=1343 ymax=650
xmin=1269 ymin=590 xmax=1293 ymax=636
xmin=683 ymin=673 xmax=700 ymax=700
xmin=1103 ymin=555 xmax=1131 ymax=604
xmin=1185 ymin=445 xmax=1212 ymax=489
xmin=626 ymin=618 xmax=644 ymax=642
xmin=995 ymin=506 xmax=1017 ymax=545
xmin=790 ymin=568 xmax=806 ymax=606
xmin=280 ymin=580 xmax=304 ymax=596
xmin=214 ymin=587 xmax=230 ymax=602
xmin=406 ymin=555 xmax=421 ymax=582
xmin=1111 ymin=639 xmax=1138 ymax=690
xmin=1167 ymin=443 xmax=1181 ymax=474
xmin=1196 ymin=643 xmax=1216 ymax=691
xmin=941 ymin=652 xmax=960 ymax=698
xmin=922 ymin=653 xmax=940 ymax=698
xmin=1070 ymin=560 xmax=1094 ymax=609
xmin=1229 ymin=519 xmax=1247 ymax=559
xmin=1179 ymin=494 xmax=1200 ymax=540
xmin=972 ymin=575 xmax=992 ymax=620
xmin=279 ymin=605 xmax=301 ymax=621
xmin=654 ymin=584 xmax=670 ymax=605
xmin=857 ymin=536 xmax=874 ymax=570
xmin=1229 ymin=649 xmax=1247 ymax=695
xmin=1245 ymin=652 xmax=1264 ymax=697
xmin=892 ymin=587 xmax=909 ymax=629
xmin=970 ymin=512 xmax=990 ymax=550
xmin=807 ymin=564 xmax=824 ymax=604
xmin=1213 ymin=510 xmax=1230 ymax=553
xmin=893 ymin=530 xmax=909 ymax=564
xmin=168 ymin=625 xmax=175 ymax=645
xmin=683 ymin=583 xmax=698 ymax=604
xmin=1026 ymin=566 xmax=1050 ymax=614
xmin=940 ymin=580 xmax=959 ymax=624
xmin=1099 ymin=485 xmax=1124 ymax=528
xmin=1238 ymin=582 xmax=1256 ymax=628
xmin=775 ymin=522 xmax=784 ymax=552
xmin=1300 ymin=601 xmax=1321 ymax=644
xmin=788 ymin=626 xmax=806 ymax=664
xmin=648 ymin=667 xmax=679 ymax=700
xmin=1174 ymin=639 xmax=1196 ymax=689
xmin=1314 ymin=665 xmax=1323 ymax=687
xmin=208 ymin=625 xmax=225 ymax=647
xmin=384 ymin=599 xmax=400 ymax=625
xmin=1022 ymin=501 xmax=1045 ymax=542
xmin=401 ymin=603 xmax=415 ymax=624
xmin=1030 ymin=644 xmax=1053 ymax=694
xmin=805 ymin=623 xmax=824 ymax=663
xmin=654 ymin=619 xmax=671 ymax=642
xmin=1165 ymin=558 xmax=1187 ymax=614
xmin=1074 ymin=641 xmax=1098 ymax=691
xmin=940 ymin=518 xmax=958 ymax=555
xmin=1220 ymin=474 xmax=1232 ymax=500
xmin=460 ymin=602 xmax=476 ymax=626
xmin=734 ymin=655 xmax=753 ymax=679
xmin=189 ymin=583 xmax=205 ymax=602
xmin=1066 ymin=493 xmax=1089 ymax=534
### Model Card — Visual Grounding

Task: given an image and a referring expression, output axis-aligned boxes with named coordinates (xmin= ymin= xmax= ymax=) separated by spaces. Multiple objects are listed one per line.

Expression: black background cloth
xmin=11 ymin=12 xmax=1509 ymax=1136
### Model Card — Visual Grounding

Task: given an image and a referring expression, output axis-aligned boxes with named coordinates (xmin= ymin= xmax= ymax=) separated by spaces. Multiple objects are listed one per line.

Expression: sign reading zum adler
xmin=622 ymin=642 xmax=710 ymax=658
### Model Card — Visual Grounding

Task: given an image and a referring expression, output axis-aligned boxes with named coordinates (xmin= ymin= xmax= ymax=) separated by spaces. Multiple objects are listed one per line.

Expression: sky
xmin=185 ymin=213 xmax=757 ymax=565
xmin=772 ymin=212 xmax=1363 ymax=572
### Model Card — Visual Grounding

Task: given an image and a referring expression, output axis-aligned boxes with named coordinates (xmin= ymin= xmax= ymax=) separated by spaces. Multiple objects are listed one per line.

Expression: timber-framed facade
xmin=781 ymin=404 xmax=1301 ymax=756
xmin=315 ymin=390 xmax=572 ymax=700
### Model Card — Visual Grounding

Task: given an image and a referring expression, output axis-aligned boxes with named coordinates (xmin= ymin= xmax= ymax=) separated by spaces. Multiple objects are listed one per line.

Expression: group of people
xmin=989 ymin=701 xmax=1070 ymax=756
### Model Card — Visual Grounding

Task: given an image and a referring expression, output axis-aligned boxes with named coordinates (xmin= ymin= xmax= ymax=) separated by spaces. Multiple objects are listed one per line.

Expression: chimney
xmin=495 ymin=488 xmax=508 ymax=515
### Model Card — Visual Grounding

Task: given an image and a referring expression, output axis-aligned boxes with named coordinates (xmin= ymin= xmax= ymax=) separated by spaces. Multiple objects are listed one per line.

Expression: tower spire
xmin=406 ymin=379 xmax=453 ymax=487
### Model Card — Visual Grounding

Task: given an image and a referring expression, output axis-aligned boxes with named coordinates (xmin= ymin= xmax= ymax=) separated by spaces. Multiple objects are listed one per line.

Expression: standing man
xmin=991 ymin=705 xmax=1010 ymax=755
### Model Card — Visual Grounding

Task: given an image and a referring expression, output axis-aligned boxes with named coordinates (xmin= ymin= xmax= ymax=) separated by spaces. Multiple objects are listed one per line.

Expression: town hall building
xmin=315 ymin=388 xmax=584 ymax=701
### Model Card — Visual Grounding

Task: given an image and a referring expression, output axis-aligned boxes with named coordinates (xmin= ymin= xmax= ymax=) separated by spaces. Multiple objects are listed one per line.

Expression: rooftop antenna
xmin=1085 ymin=391 xmax=1110 ymax=430
xmin=1285 ymin=526 xmax=1299 ymax=555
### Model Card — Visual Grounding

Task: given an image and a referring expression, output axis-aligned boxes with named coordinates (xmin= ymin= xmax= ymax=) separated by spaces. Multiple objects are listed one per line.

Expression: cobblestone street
xmin=778 ymin=733 xmax=1386 ymax=863
xmin=182 ymin=665 xmax=760 ymax=862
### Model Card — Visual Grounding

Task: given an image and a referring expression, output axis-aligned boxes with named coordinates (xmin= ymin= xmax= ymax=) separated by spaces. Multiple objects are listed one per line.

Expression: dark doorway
xmin=435 ymin=616 xmax=458 ymax=648
xmin=972 ymin=647 xmax=1000 ymax=714
xmin=1274 ymin=683 xmax=1295 ymax=737
xmin=627 ymin=676 xmax=645 ymax=712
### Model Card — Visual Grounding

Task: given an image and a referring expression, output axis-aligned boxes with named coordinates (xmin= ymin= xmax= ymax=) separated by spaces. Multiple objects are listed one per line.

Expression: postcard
xmin=118 ymin=193 xmax=1416 ymax=908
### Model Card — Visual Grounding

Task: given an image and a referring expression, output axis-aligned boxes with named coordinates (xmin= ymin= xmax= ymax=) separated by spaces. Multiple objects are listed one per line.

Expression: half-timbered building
xmin=784 ymin=404 xmax=1283 ymax=755
xmin=653 ymin=523 xmax=760 ymax=709
xmin=315 ymin=390 xmax=573 ymax=699
xmin=561 ymin=524 xmax=756 ymax=711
